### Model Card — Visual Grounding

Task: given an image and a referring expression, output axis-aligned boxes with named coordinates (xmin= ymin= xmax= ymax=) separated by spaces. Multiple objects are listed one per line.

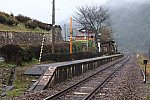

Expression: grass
xmin=6 ymin=74 xmax=35 ymax=97
xmin=0 ymin=59 xmax=40 ymax=99
xmin=0 ymin=23 xmax=50 ymax=33
xmin=137 ymin=54 xmax=150 ymax=100
xmin=0 ymin=58 xmax=56 ymax=99
xmin=137 ymin=54 xmax=150 ymax=73
xmin=0 ymin=84 xmax=3 ymax=96
xmin=0 ymin=62 xmax=17 ymax=68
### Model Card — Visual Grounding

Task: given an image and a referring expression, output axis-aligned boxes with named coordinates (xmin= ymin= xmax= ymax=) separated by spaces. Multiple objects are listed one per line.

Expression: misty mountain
xmin=111 ymin=1 xmax=150 ymax=54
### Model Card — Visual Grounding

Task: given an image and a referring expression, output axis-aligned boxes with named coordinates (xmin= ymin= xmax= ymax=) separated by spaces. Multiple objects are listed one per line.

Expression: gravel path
xmin=13 ymin=56 xmax=149 ymax=100
xmin=94 ymin=56 xmax=149 ymax=100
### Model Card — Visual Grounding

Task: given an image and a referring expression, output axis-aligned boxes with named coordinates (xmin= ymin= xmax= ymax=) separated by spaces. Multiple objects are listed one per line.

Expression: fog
xmin=108 ymin=0 xmax=150 ymax=54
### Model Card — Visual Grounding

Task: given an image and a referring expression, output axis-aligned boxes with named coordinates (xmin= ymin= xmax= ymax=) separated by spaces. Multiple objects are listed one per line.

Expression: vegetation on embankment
xmin=0 ymin=59 xmax=39 ymax=99
xmin=0 ymin=11 xmax=59 ymax=33
xmin=0 ymin=23 xmax=49 ymax=33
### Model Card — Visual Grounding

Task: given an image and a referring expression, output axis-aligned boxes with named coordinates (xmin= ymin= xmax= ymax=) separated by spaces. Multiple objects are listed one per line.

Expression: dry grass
xmin=137 ymin=54 xmax=150 ymax=73
xmin=0 ymin=23 xmax=49 ymax=33
xmin=136 ymin=54 xmax=150 ymax=100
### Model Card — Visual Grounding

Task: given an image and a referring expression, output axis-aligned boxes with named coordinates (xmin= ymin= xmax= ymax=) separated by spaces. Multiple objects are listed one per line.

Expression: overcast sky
xmin=0 ymin=0 xmax=112 ymax=24
xmin=0 ymin=0 xmax=147 ymax=24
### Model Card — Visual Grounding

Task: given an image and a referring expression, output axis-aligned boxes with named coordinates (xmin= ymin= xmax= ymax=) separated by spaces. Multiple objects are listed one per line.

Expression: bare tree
xmin=74 ymin=5 xmax=111 ymax=52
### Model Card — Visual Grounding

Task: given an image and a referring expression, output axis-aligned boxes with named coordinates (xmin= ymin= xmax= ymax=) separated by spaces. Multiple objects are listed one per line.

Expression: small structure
xmin=74 ymin=28 xmax=95 ymax=50
xmin=101 ymin=40 xmax=117 ymax=54
xmin=75 ymin=28 xmax=95 ymax=41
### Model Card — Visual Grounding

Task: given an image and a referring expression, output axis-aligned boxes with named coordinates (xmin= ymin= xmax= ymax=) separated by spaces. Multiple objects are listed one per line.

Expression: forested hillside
xmin=111 ymin=1 xmax=150 ymax=54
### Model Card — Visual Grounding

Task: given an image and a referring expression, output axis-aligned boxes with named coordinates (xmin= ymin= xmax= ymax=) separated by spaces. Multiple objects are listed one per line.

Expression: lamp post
xmin=87 ymin=29 xmax=89 ymax=51
xmin=82 ymin=28 xmax=88 ymax=51
xmin=98 ymin=33 xmax=101 ymax=52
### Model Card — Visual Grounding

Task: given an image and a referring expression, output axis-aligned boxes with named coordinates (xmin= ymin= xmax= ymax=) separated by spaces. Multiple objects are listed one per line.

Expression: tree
xmin=100 ymin=26 xmax=112 ymax=42
xmin=74 ymin=5 xmax=111 ymax=52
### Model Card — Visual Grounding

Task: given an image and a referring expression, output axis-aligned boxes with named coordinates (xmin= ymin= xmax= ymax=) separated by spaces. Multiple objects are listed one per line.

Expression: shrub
xmin=0 ymin=45 xmax=23 ymax=65
xmin=25 ymin=21 xmax=37 ymax=29
xmin=7 ymin=18 xmax=18 ymax=26
xmin=29 ymin=45 xmax=41 ymax=59
xmin=41 ymin=52 xmax=97 ymax=62
xmin=24 ymin=19 xmax=52 ymax=30
xmin=0 ymin=42 xmax=86 ymax=64
xmin=31 ymin=20 xmax=52 ymax=31
xmin=15 ymin=14 xmax=31 ymax=23
xmin=41 ymin=53 xmax=71 ymax=62
xmin=0 ymin=12 xmax=18 ymax=25
xmin=0 ymin=45 xmax=33 ymax=65
xmin=0 ymin=14 xmax=8 ymax=24
xmin=73 ymin=41 xmax=82 ymax=52
xmin=21 ymin=47 xmax=33 ymax=62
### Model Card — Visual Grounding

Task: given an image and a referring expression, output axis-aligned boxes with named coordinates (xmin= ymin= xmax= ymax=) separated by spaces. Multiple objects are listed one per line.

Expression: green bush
xmin=0 ymin=45 xmax=23 ymax=65
xmin=0 ymin=42 xmax=87 ymax=65
xmin=0 ymin=45 xmax=33 ymax=65
xmin=33 ymin=20 xmax=52 ymax=31
xmin=7 ymin=18 xmax=18 ymax=26
xmin=21 ymin=47 xmax=33 ymax=62
xmin=15 ymin=14 xmax=31 ymax=23
xmin=41 ymin=53 xmax=71 ymax=62
xmin=29 ymin=43 xmax=70 ymax=59
xmin=0 ymin=12 xmax=18 ymax=25
xmin=25 ymin=21 xmax=37 ymax=29
xmin=25 ymin=19 xmax=52 ymax=30
xmin=41 ymin=52 xmax=98 ymax=62
xmin=0 ymin=14 xmax=8 ymax=24
xmin=73 ymin=41 xmax=82 ymax=52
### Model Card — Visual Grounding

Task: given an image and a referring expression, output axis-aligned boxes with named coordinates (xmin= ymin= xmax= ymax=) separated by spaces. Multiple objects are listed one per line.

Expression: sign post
xmin=143 ymin=60 xmax=148 ymax=83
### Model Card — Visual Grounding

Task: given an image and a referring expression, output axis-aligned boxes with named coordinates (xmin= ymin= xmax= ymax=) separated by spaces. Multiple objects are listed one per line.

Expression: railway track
xmin=44 ymin=56 xmax=130 ymax=100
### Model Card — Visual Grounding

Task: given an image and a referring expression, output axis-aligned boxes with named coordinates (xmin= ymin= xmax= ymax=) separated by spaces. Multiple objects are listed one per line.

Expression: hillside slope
xmin=0 ymin=12 xmax=53 ymax=33
xmin=0 ymin=23 xmax=48 ymax=33
xmin=111 ymin=1 xmax=150 ymax=54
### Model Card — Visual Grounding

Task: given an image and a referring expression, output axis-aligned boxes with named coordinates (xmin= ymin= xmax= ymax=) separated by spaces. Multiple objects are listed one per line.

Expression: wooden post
xmin=143 ymin=60 xmax=148 ymax=83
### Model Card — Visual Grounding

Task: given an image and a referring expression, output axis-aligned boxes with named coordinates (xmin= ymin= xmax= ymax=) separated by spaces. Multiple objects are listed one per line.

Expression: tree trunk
xmin=95 ymin=32 xmax=99 ymax=53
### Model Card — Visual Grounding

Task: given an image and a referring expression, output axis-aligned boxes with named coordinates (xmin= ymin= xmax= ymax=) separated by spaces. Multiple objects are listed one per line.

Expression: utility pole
xmin=51 ymin=0 xmax=55 ymax=53
xmin=70 ymin=17 xmax=73 ymax=59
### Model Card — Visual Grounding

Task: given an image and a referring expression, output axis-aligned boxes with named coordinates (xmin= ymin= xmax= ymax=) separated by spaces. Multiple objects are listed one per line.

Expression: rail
xmin=83 ymin=56 xmax=130 ymax=100
xmin=44 ymin=56 xmax=128 ymax=100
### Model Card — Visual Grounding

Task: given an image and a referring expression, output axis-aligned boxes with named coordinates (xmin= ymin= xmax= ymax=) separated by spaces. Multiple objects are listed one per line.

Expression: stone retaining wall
xmin=0 ymin=30 xmax=63 ymax=47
